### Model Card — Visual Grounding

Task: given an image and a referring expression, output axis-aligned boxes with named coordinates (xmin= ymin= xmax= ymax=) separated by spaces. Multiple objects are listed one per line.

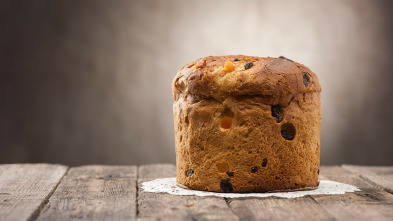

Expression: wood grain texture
xmin=137 ymin=164 xmax=239 ymax=221
xmin=36 ymin=165 xmax=137 ymax=221
xmin=1 ymin=164 xmax=392 ymax=221
xmin=342 ymin=165 xmax=393 ymax=193
xmin=311 ymin=166 xmax=393 ymax=221
xmin=138 ymin=164 xmax=177 ymax=180
xmin=228 ymin=196 xmax=335 ymax=221
xmin=0 ymin=164 xmax=68 ymax=221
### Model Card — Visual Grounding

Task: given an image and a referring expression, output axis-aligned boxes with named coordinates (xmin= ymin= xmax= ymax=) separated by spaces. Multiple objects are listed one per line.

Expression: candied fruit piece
xmin=224 ymin=61 xmax=235 ymax=72
xmin=216 ymin=162 xmax=229 ymax=172
xmin=221 ymin=117 xmax=233 ymax=130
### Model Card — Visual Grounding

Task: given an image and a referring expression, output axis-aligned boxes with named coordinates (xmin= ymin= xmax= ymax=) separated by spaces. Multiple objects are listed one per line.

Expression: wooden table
xmin=0 ymin=164 xmax=392 ymax=221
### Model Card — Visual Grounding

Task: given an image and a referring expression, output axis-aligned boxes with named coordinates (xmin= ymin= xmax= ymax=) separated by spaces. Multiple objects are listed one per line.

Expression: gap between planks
xmin=29 ymin=167 xmax=70 ymax=221
xmin=0 ymin=164 xmax=69 ymax=221
xmin=342 ymin=164 xmax=393 ymax=195
xmin=36 ymin=165 xmax=138 ymax=220
xmin=136 ymin=165 xmax=140 ymax=218
xmin=4 ymin=164 xmax=390 ymax=221
xmin=136 ymin=164 xmax=393 ymax=221
xmin=137 ymin=164 xmax=240 ymax=221
xmin=313 ymin=165 xmax=393 ymax=221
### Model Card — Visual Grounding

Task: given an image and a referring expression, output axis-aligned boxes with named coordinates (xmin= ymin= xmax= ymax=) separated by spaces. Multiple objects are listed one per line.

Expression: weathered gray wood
xmin=36 ymin=165 xmax=137 ymax=221
xmin=310 ymin=166 xmax=393 ymax=221
xmin=228 ymin=196 xmax=335 ymax=221
xmin=137 ymin=164 xmax=239 ymax=221
xmin=320 ymin=166 xmax=393 ymax=197
xmin=1 ymin=164 xmax=392 ymax=221
xmin=138 ymin=164 xmax=178 ymax=180
xmin=342 ymin=165 xmax=393 ymax=193
xmin=227 ymin=168 xmax=336 ymax=221
xmin=0 ymin=164 xmax=68 ymax=221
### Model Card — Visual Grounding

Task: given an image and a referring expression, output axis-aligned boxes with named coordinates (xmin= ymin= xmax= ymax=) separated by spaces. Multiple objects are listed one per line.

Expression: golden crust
xmin=174 ymin=93 xmax=321 ymax=193
xmin=172 ymin=55 xmax=321 ymax=193
xmin=172 ymin=55 xmax=321 ymax=101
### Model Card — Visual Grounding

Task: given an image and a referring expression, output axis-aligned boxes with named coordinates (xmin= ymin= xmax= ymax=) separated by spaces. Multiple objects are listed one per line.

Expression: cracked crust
xmin=172 ymin=55 xmax=321 ymax=193
xmin=172 ymin=55 xmax=321 ymax=102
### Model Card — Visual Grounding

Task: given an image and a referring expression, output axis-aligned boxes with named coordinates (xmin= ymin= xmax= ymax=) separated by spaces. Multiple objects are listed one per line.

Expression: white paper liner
xmin=141 ymin=177 xmax=360 ymax=198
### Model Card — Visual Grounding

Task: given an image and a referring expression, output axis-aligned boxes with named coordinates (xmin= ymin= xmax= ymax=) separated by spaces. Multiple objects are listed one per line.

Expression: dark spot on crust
xmin=220 ymin=179 xmax=234 ymax=193
xmin=281 ymin=131 xmax=294 ymax=140
xmin=226 ymin=172 xmax=234 ymax=177
xmin=271 ymin=105 xmax=283 ymax=123
xmin=251 ymin=166 xmax=258 ymax=173
xmin=281 ymin=123 xmax=296 ymax=140
xmin=318 ymin=169 xmax=320 ymax=175
xmin=279 ymin=56 xmax=294 ymax=62
xmin=262 ymin=158 xmax=267 ymax=167
xmin=303 ymin=72 xmax=311 ymax=87
xmin=234 ymin=58 xmax=240 ymax=61
xmin=186 ymin=169 xmax=194 ymax=177
xmin=244 ymin=62 xmax=253 ymax=70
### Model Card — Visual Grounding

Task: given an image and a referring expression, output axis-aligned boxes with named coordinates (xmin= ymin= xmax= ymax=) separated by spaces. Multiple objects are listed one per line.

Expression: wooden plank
xmin=231 ymin=196 xmax=337 ymax=221
xmin=228 ymin=196 xmax=335 ymax=221
xmin=138 ymin=164 xmax=178 ymax=180
xmin=311 ymin=166 xmax=393 ymax=221
xmin=227 ymin=166 xmax=336 ymax=221
xmin=321 ymin=165 xmax=393 ymax=203
xmin=36 ymin=165 xmax=137 ymax=221
xmin=342 ymin=165 xmax=393 ymax=193
xmin=0 ymin=164 xmax=68 ymax=221
xmin=137 ymin=164 xmax=239 ymax=221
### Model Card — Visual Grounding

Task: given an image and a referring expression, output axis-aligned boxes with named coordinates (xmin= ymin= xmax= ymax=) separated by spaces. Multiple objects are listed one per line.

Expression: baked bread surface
xmin=173 ymin=55 xmax=321 ymax=102
xmin=173 ymin=55 xmax=321 ymax=193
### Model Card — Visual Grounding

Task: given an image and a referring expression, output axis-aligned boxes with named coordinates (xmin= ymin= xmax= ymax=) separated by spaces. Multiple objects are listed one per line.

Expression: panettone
xmin=172 ymin=55 xmax=321 ymax=193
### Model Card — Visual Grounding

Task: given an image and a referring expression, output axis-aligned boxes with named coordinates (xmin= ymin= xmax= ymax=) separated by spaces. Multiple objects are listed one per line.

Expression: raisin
xmin=271 ymin=105 xmax=283 ymax=123
xmin=279 ymin=56 xmax=294 ymax=62
xmin=244 ymin=62 xmax=253 ymax=70
xmin=186 ymin=169 xmax=194 ymax=177
xmin=261 ymin=158 xmax=267 ymax=167
xmin=234 ymin=58 xmax=240 ymax=61
xmin=226 ymin=172 xmax=234 ymax=177
xmin=251 ymin=166 xmax=258 ymax=173
xmin=303 ymin=72 xmax=310 ymax=87
xmin=281 ymin=131 xmax=294 ymax=140
xmin=281 ymin=123 xmax=296 ymax=140
xmin=318 ymin=169 xmax=320 ymax=175
xmin=220 ymin=179 xmax=234 ymax=193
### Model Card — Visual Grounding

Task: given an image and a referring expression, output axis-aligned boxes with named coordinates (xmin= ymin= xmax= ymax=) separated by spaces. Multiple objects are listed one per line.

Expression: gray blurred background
xmin=1 ymin=0 xmax=392 ymax=166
